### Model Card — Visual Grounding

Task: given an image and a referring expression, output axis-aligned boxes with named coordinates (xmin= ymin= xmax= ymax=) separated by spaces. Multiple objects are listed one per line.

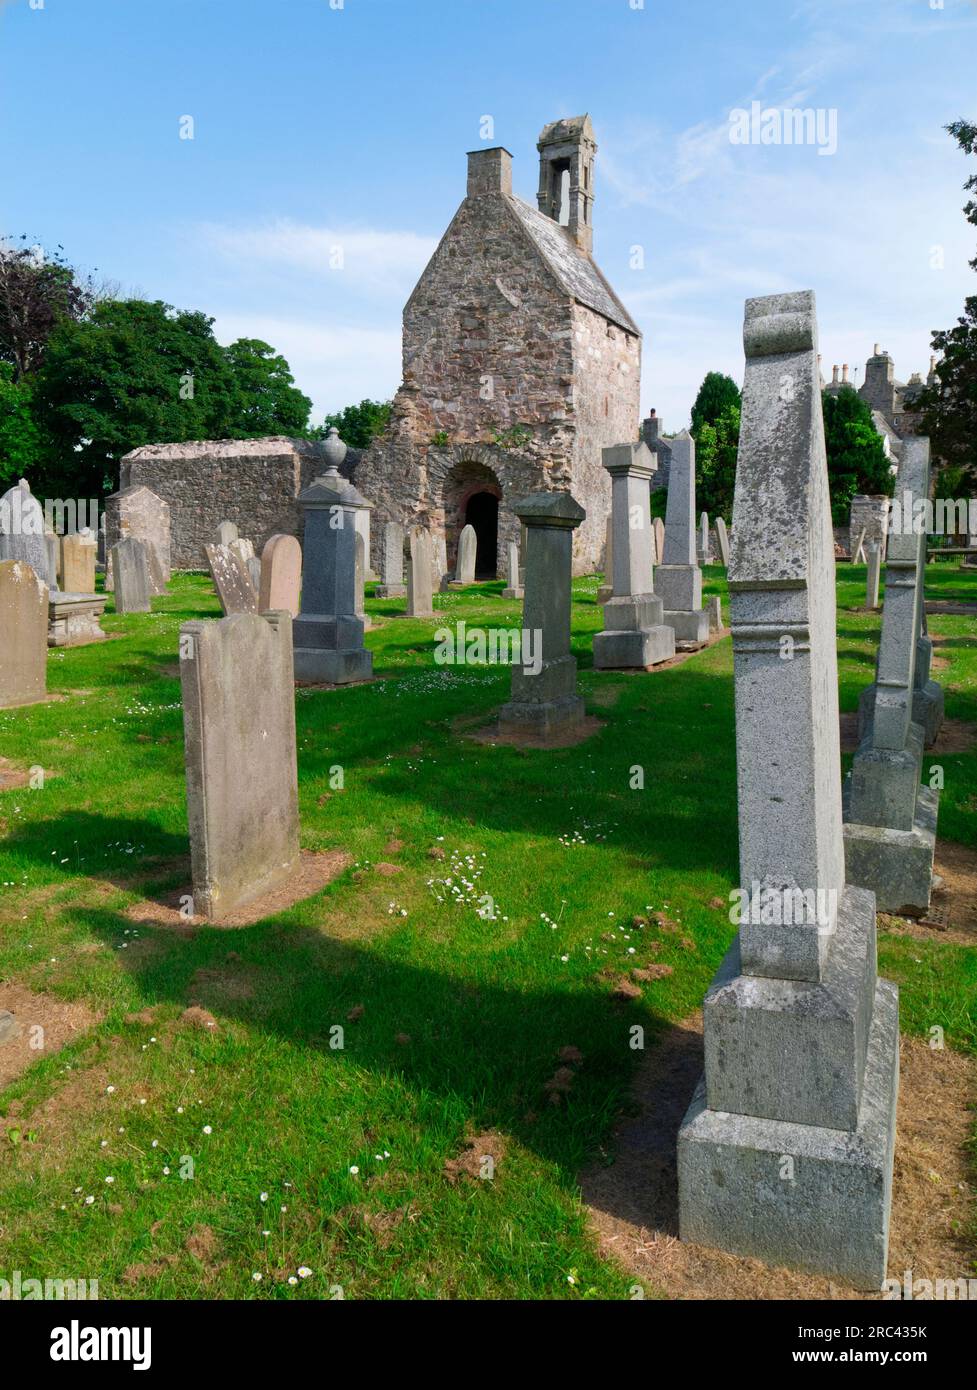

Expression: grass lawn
xmin=0 ymin=560 xmax=974 ymax=1299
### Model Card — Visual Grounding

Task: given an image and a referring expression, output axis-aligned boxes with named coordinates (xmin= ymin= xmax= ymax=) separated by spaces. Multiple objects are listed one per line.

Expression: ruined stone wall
xmin=120 ymin=438 xmax=327 ymax=568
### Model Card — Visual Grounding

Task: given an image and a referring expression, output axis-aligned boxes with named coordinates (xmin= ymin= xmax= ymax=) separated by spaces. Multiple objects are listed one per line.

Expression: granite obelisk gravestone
xmin=655 ymin=434 xmax=709 ymax=645
xmin=678 ymin=291 xmax=898 ymax=1290
xmin=375 ymin=521 xmax=406 ymax=598
xmin=593 ymin=443 xmax=674 ymax=669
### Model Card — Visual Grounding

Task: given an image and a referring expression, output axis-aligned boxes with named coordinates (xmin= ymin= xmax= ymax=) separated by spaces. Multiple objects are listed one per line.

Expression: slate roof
xmin=507 ymin=195 xmax=640 ymax=337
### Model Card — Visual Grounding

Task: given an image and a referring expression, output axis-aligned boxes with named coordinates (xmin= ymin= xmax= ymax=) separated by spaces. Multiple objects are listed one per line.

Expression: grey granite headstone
xmin=502 ymin=540 xmax=523 ymax=599
xmin=593 ymin=443 xmax=674 ymax=669
xmin=698 ymin=511 xmax=711 ymax=564
xmin=864 ymin=541 xmax=881 ymax=610
xmin=0 ymin=559 xmax=48 ymax=707
xmin=180 ymin=610 xmax=299 ymax=920
xmin=292 ymin=438 xmax=373 ymax=684
xmin=354 ymin=531 xmax=371 ymax=630
xmin=405 ymin=528 xmax=434 ymax=618
xmin=498 ymin=492 xmax=586 ymax=740
xmin=112 ymin=537 xmax=153 ymax=614
xmin=844 ymin=437 xmax=939 ymax=915
xmin=375 ymin=521 xmax=406 ymax=598
xmin=205 ymin=544 xmax=258 ymax=616
xmin=653 ymin=516 xmax=665 ymax=569
xmin=715 ymin=515 xmax=730 ymax=568
xmin=678 ymin=290 xmax=898 ymax=1290
xmin=656 ymin=433 xmax=709 ymax=644
xmin=0 ymin=480 xmax=52 ymax=590
xmin=597 ymin=516 xmax=613 ymax=605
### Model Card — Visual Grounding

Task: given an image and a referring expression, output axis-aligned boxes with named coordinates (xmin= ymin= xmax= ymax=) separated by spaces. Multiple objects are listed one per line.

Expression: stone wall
xmin=849 ymin=494 xmax=890 ymax=559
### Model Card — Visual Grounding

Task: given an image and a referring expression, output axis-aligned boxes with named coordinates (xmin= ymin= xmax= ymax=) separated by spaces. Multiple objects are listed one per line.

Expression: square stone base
xmin=678 ymin=978 xmax=899 ymax=1290
xmin=843 ymin=784 xmax=939 ymax=916
xmin=593 ymin=624 xmax=675 ymax=670
xmin=294 ymin=646 xmax=373 ymax=685
xmin=374 ymin=584 xmax=406 ymax=598
xmin=48 ymin=594 xmax=109 ymax=649
xmin=858 ymin=681 xmax=945 ymax=749
xmin=502 ymin=587 xmax=524 ymax=600
xmin=662 ymin=608 xmax=710 ymax=644
xmin=497 ymin=694 xmax=585 ymax=740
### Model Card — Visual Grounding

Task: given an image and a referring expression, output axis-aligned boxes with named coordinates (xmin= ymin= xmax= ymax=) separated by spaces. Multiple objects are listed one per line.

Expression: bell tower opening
xmin=537 ymin=114 xmax=597 ymax=253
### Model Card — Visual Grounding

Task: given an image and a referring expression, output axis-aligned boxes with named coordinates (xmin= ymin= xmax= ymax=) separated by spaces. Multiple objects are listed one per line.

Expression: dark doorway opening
xmin=465 ymin=491 xmax=499 ymax=579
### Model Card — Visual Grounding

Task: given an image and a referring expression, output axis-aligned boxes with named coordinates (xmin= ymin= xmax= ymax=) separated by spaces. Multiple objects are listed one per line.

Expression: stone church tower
xmin=355 ymin=116 xmax=641 ymax=577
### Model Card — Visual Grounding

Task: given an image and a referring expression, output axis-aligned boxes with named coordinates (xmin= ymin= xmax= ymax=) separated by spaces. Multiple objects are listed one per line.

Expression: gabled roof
xmin=506 ymin=195 xmax=640 ymax=336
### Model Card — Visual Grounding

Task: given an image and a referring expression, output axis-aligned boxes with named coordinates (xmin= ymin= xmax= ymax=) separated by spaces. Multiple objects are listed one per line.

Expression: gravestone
xmin=216 ymin=521 xmax=239 ymax=547
xmin=706 ymin=595 xmax=722 ymax=633
xmin=0 ymin=480 xmax=52 ymax=589
xmin=698 ymin=511 xmax=711 ymax=564
xmin=844 ymin=436 xmax=939 ymax=916
xmin=656 ymin=433 xmax=709 ymax=645
xmin=180 ymin=610 xmax=299 ymax=920
xmin=597 ymin=516 xmax=613 ymax=605
xmin=449 ymin=523 xmax=477 ymax=587
xmin=433 ymin=534 xmax=448 ymax=583
xmin=112 ymin=538 xmax=153 ymax=614
xmin=593 ymin=443 xmax=674 ymax=669
xmin=502 ymin=540 xmax=523 ymax=599
xmin=259 ymin=534 xmax=302 ymax=617
xmin=46 ymin=530 xmax=60 ymax=588
xmin=375 ymin=521 xmax=406 ymax=598
xmin=852 ymin=527 xmax=867 ymax=564
xmin=60 ymin=531 xmax=97 ymax=594
xmin=292 ymin=443 xmax=373 ymax=684
xmin=498 ymin=492 xmax=585 ymax=739
xmin=229 ymin=537 xmax=255 ymax=566
xmin=715 ymin=515 xmax=730 ymax=568
xmin=247 ymin=555 xmax=262 ymax=592
xmin=653 ymin=516 xmax=665 ymax=569
xmin=865 ymin=541 xmax=881 ymax=611
xmin=353 ymin=502 xmax=376 ymax=581
xmin=405 ymin=528 xmax=434 ymax=618
xmin=48 ymin=592 xmax=109 ymax=648
xmin=354 ymin=531 xmax=371 ymax=630
xmin=678 ymin=291 xmax=898 ymax=1290
xmin=205 ymin=544 xmax=258 ymax=616
xmin=104 ymin=485 xmax=170 ymax=595
xmin=0 ymin=560 xmax=48 ymax=708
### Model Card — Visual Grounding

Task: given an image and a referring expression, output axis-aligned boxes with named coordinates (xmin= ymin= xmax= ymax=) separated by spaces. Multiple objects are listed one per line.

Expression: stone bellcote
xmin=536 ymin=114 xmax=596 ymax=254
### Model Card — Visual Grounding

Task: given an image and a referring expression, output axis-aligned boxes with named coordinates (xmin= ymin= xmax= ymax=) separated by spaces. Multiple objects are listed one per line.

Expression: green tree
xmin=916 ymin=120 xmax=977 ymax=487
xmin=0 ymin=239 xmax=94 ymax=380
xmin=0 ymin=362 xmax=42 ymax=487
xmin=690 ymin=371 xmax=741 ymax=436
xmin=694 ymin=403 xmax=740 ymax=519
xmin=224 ymin=337 xmax=311 ymax=436
xmin=316 ymin=398 xmax=391 ymax=449
xmin=822 ymin=385 xmax=893 ymax=525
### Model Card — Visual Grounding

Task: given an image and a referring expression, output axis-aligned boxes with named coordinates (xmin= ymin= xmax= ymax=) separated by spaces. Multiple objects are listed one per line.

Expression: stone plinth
xmin=678 ymin=291 xmax=897 ymax=1290
xmin=48 ymin=593 xmax=108 ymax=648
xmin=593 ymin=443 xmax=674 ymax=669
xmin=180 ymin=611 xmax=299 ymax=920
xmin=498 ymin=491 xmax=585 ymax=739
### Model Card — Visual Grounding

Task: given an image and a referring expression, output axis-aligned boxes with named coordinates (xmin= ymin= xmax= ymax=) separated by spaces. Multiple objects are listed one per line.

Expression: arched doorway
xmin=465 ymin=491 xmax=498 ymax=578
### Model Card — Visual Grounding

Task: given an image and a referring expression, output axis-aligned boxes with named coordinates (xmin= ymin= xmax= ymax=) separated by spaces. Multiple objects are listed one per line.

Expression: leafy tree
xmin=0 ymin=239 xmax=94 ymax=380
xmin=916 ymin=120 xmax=977 ymax=488
xmin=316 ymin=398 xmax=391 ymax=449
xmin=0 ymin=362 xmax=42 ymax=487
xmin=694 ymin=403 xmax=740 ymax=519
xmin=822 ymin=385 xmax=893 ymax=525
xmin=223 ymin=338 xmax=311 ymax=436
xmin=690 ymin=371 xmax=741 ymax=436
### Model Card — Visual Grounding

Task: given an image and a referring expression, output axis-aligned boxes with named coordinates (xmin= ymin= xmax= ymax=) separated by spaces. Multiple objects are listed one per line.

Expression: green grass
xmin=0 ymin=561 xmax=974 ymax=1299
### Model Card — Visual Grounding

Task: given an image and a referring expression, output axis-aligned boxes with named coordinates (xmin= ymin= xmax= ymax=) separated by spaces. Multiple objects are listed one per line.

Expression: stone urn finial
xmin=321 ymin=426 xmax=347 ymax=473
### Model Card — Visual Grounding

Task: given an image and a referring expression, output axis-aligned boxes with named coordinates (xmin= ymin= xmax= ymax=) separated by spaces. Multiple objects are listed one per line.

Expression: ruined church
xmin=355 ymin=115 xmax=641 ymax=577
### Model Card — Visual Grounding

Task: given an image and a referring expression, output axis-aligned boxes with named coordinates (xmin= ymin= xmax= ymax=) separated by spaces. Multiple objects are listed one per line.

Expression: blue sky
xmin=2 ymin=0 xmax=976 ymax=429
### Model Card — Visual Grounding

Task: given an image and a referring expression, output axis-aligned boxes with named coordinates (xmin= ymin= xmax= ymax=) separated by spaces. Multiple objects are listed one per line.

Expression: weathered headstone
xmin=46 ymin=529 xmax=60 ymax=588
xmin=48 ymin=592 xmax=108 ymax=648
xmin=852 ymin=527 xmax=867 ymax=564
xmin=678 ymin=291 xmax=898 ymax=1290
xmin=259 ymin=534 xmax=302 ymax=617
xmin=0 ymin=560 xmax=48 ymax=708
xmin=0 ymin=480 xmax=52 ymax=589
xmin=405 ymin=528 xmax=434 ymax=618
xmin=597 ymin=516 xmax=613 ymax=605
xmin=205 ymin=544 xmax=258 ymax=616
xmin=698 ymin=511 xmax=711 ymax=564
xmin=450 ymin=524 xmax=477 ymax=587
xmin=112 ymin=538 xmax=153 ymax=614
xmin=656 ymin=433 xmax=709 ymax=645
xmin=180 ymin=610 xmax=299 ymax=920
xmin=354 ymin=531 xmax=371 ymax=630
xmin=375 ymin=521 xmax=406 ymax=598
xmin=593 ymin=444 xmax=674 ymax=669
xmin=864 ymin=541 xmax=881 ymax=611
xmin=844 ymin=436 xmax=939 ymax=916
xmin=216 ymin=521 xmax=239 ymax=547
xmin=104 ymin=485 xmax=170 ymax=595
xmin=498 ymin=492 xmax=585 ymax=739
xmin=229 ymin=537 xmax=255 ymax=567
xmin=715 ymin=515 xmax=730 ymax=568
xmin=433 ymin=533 xmax=448 ymax=583
xmin=706 ymin=594 xmax=722 ymax=633
xmin=353 ymin=502 xmax=377 ymax=581
xmin=653 ymin=516 xmax=665 ymax=569
xmin=292 ymin=437 xmax=373 ymax=684
xmin=60 ymin=531 xmax=97 ymax=594
xmin=502 ymin=540 xmax=523 ymax=599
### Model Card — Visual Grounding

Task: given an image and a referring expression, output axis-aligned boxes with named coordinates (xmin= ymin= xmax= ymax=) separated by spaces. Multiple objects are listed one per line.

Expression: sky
xmin=1 ymin=0 xmax=976 ymax=430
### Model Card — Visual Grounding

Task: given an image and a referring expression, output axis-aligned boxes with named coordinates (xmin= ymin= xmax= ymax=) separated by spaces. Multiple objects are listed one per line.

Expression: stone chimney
xmin=641 ymin=410 xmax=660 ymax=447
xmin=832 ymin=365 xmax=839 ymax=385
xmin=467 ymin=147 xmax=513 ymax=198
xmin=842 ymin=364 xmax=849 ymax=384
xmin=537 ymin=115 xmax=596 ymax=254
